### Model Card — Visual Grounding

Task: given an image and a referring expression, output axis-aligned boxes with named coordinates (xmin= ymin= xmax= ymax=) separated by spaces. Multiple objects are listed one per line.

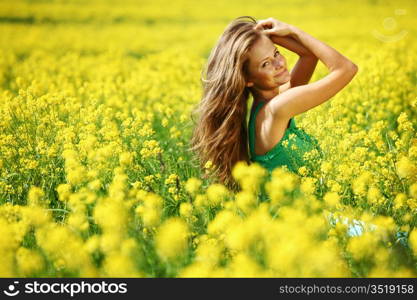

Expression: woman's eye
xmin=263 ymin=52 xmax=280 ymax=67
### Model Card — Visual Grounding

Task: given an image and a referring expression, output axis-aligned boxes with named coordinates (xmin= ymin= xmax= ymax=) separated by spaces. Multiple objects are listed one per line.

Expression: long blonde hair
xmin=189 ymin=16 xmax=262 ymax=192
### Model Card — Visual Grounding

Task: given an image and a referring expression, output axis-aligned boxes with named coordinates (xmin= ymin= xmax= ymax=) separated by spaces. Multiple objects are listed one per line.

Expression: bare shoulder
xmin=254 ymin=102 xmax=292 ymax=155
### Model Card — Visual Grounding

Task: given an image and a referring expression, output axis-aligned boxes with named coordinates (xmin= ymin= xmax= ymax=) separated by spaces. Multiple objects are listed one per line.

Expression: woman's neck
xmin=252 ymin=88 xmax=280 ymax=105
xmin=254 ymin=92 xmax=279 ymax=104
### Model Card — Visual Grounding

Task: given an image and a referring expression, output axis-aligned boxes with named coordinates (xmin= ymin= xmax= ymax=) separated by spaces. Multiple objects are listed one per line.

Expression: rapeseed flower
xmin=206 ymin=183 xmax=230 ymax=207
xmin=409 ymin=229 xmax=417 ymax=257
xmin=16 ymin=247 xmax=44 ymax=276
xmin=184 ymin=177 xmax=202 ymax=195
xmin=409 ymin=183 xmax=417 ymax=198
xmin=179 ymin=202 xmax=193 ymax=218
xmin=346 ymin=232 xmax=379 ymax=261
xmin=155 ymin=217 xmax=190 ymax=261
xmin=396 ymin=156 xmax=417 ymax=180
xmin=194 ymin=237 xmax=223 ymax=267
xmin=119 ymin=151 xmax=134 ymax=166
xmin=323 ymin=191 xmax=340 ymax=209
xmin=27 ymin=186 xmax=45 ymax=207
xmin=232 ymin=161 xmax=267 ymax=192
xmin=235 ymin=190 xmax=257 ymax=214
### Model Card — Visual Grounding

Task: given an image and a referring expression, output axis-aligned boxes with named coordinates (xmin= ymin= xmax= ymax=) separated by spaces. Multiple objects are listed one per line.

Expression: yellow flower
xmin=352 ymin=171 xmax=373 ymax=197
xmin=204 ymin=160 xmax=213 ymax=169
xmin=100 ymin=232 xmax=124 ymax=253
xmin=406 ymin=198 xmax=417 ymax=210
xmin=346 ymin=232 xmax=379 ymax=261
xmin=155 ymin=217 xmax=190 ymax=260
xmin=67 ymin=211 xmax=89 ymax=231
xmin=119 ymin=151 xmax=134 ymax=166
xmin=135 ymin=193 xmax=163 ymax=227
xmin=179 ymin=202 xmax=193 ymax=218
xmin=396 ymin=156 xmax=417 ymax=179
xmin=207 ymin=210 xmax=241 ymax=237
xmin=409 ymin=228 xmax=417 ymax=257
xmin=232 ymin=161 xmax=266 ymax=192
xmin=194 ymin=194 xmax=208 ymax=208
xmin=56 ymin=183 xmax=71 ymax=201
xmin=206 ymin=183 xmax=229 ymax=206
xmin=169 ymin=126 xmax=181 ymax=139
xmin=141 ymin=209 xmax=161 ymax=228
xmin=393 ymin=193 xmax=407 ymax=210
xmin=329 ymin=180 xmax=342 ymax=193
xmin=334 ymin=222 xmax=348 ymax=236
xmin=235 ymin=191 xmax=256 ymax=214
xmin=27 ymin=186 xmax=44 ymax=206
xmin=67 ymin=166 xmax=87 ymax=186
xmin=367 ymin=186 xmax=383 ymax=205
xmin=298 ymin=166 xmax=308 ymax=176
xmin=195 ymin=238 xmax=223 ymax=267
xmin=161 ymin=118 xmax=169 ymax=127
xmin=21 ymin=206 xmax=51 ymax=227
xmin=300 ymin=177 xmax=316 ymax=195
xmin=321 ymin=162 xmax=332 ymax=173
xmin=84 ymin=235 xmax=100 ymax=254
xmin=102 ymin=252 xmax=143 ymax=277
xmin=168 ymin=186 xmax=178 ymax=195
xmin=180 ymin=113 xmax=188 ymax=123
xmin=409 ymin=145 xmax=417 ymax=159
xmin=93 ymin=198 xmax=128 ymax=234
xmin=165 ymin=174 xmax=179 ymax=185
xmin=144 ymin=175 xmax=155 ymax=183
xmin=185 ymin=177 xmax=202 ymax=195
xmin=397 ymin=112 xmax=414 ymax=132
xmin=409 ymin=183 xmax=417 ymax=199
xmin=88 ymin=179 xmax=101 ymax=191
xmin=16 ymin=248 xmax=44 ymax=276
xmin=266 ymin=169 xmax=298 ymax=205
xmin=324 ymin=191 xmax=340 ymax=209
xmin=140 ymin=139 xmax=161 ymax=158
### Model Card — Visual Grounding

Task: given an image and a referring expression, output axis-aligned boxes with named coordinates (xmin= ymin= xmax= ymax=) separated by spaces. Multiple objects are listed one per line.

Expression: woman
xmin=189 ymin=16 xmax=358 ymax=192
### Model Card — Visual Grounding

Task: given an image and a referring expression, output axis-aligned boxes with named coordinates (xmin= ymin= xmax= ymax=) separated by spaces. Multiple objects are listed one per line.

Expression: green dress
xmin=248 ymin=101 xmax=323 ymax=175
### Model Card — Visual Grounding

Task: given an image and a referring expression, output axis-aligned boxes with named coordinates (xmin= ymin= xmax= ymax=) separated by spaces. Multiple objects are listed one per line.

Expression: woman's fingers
xmin=254 ymin=23 xmax=263 ymax=30
xmin=255 ymin=18 xmax=292 ymax=37
xmin=255 ymin=19 xmax=273 ymax=30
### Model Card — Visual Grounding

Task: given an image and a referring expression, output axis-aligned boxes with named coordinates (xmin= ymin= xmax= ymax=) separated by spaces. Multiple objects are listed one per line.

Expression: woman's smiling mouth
xmin=275 ymin=69 xmax=286 ymax=77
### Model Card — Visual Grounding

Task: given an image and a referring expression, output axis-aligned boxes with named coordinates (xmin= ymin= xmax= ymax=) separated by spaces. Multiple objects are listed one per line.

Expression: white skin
xmin=245 ymin=34 xmax=291 ymax=106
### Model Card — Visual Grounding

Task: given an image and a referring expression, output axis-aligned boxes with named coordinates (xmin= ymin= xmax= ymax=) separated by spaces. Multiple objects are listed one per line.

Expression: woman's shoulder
xmin=253 ymin=102 xmax=293 ymax=156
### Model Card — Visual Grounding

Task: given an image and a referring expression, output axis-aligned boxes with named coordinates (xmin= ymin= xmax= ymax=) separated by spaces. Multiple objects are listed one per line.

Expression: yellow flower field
xmin=0 ymin=0 xmax=416 ymax=277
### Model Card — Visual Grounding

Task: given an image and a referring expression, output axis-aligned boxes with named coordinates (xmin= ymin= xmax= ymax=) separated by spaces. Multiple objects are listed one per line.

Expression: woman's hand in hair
xmin=254 ymin=18 xmax=293 ymax=37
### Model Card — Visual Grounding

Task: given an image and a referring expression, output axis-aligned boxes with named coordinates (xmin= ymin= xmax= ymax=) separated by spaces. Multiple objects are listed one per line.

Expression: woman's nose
xmin=273 ymin=58 xmax=282 ymax=69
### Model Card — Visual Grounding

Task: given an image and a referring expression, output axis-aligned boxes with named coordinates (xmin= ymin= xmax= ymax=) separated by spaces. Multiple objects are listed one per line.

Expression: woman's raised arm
xmin=270 ymin=35 xmax=319 ymax=88
xmin=288 ymin=24 xmax=357 ymax=72
xmin=255 ymin=18 xmax=358 ymax=119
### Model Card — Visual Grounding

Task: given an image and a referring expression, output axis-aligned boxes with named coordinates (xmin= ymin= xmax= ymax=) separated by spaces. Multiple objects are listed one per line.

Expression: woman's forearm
xmin=270 ymin=35 xmax=317 ymax=57
xmin=288 ymin=25 xmax=357 ymax=71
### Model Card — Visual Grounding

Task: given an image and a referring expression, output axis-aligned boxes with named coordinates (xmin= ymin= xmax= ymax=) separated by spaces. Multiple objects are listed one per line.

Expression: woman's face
xmin=245 ymin=34 xmax=290 ymax=90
